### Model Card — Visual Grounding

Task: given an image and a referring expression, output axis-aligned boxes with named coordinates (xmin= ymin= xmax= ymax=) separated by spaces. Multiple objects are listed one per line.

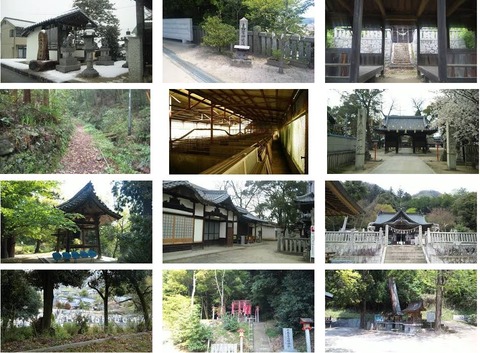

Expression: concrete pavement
xmin=371 ymin=153 xmax=435 ymax=173
xmin=163 ymin=240 xmax=310 ymax=264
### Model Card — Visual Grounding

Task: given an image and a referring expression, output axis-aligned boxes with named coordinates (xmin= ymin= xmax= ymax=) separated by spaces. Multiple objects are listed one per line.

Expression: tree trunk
xmin=103 ymin=272 xmax=110 ymax=332
xmin=35 ymin=240 xmax=42 ymax=253
xmin=23 ymin=89 xmax=31 ymax=104
xmin=43 ymin=90 xmax=49 ymax=107
xmin=7 ymin=236 xmax=16 ymax=258
xmin=435 ymin=270 xmax=444 ymax=331
xmin=28 ymin=60 xmax=58 ymax=72
xmin=360 ymin=298 xmax=367 ymax=329
xmin=42 ymin=272 xmax=55 ymax=332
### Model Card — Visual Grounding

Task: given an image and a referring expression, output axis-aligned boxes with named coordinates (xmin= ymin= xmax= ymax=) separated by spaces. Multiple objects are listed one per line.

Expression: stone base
xmin=96 ymin=59 xmax=115 ymax=66
xmin=231 ymin=58 xmax=252 ymax=67
xmin=56 ymin=63 xmax=81 ymax=73
xmin=79 ymin=67 xmax=99 ymax=78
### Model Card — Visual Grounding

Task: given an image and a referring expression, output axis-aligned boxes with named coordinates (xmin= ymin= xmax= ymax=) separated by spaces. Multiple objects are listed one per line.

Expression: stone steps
xmin=391 ymin=43 xmax=413 ymax=69
xmin=384 ymin=245 xmax=427 ymax=263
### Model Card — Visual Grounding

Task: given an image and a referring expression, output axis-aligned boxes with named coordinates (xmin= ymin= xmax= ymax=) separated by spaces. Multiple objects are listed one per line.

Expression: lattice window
xmin=163 ymin=214 xmax=194 ymax=244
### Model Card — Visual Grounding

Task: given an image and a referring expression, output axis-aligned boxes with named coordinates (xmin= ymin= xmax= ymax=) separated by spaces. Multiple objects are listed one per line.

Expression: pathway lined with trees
xmin=57 ymin=123 xmax=107 ymax=174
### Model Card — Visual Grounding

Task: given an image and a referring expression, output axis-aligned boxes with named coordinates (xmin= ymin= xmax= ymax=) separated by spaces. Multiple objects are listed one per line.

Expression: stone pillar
xmin=446 ymin=121 xmax=457 ymax=170
xmin=385 ymin=225 xmax=389 ymax=245
xmin=239 ymin=17 xmax=248 ymax=46
xmin=37 ymin=31 xmax=49 ymax=60
xmin=128 ymin=37 xmax=142 ymax=82
xmin=355 ymin=108 xmax=367 ymax=170
xmin=418 ymin=226 xmax=422 ymax=245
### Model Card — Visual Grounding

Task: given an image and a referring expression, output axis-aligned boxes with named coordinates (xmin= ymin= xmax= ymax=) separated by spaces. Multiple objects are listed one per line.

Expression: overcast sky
xmin=336 ymin=176 xmax=478 ymax=195
xmin=59 ymin=179 xmax=117 ymax=209
xmin=327 ymin=89 xmax=441 ymax=116
xmin=1 ymin=0 xmax=137 ymax=36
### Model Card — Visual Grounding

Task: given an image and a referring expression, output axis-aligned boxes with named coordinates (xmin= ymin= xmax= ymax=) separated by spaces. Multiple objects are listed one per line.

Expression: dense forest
xmin=326 ymin=181 xmax=477 ymax=232
xmin=1 ymin=270 xmax=152 ymax=352
xmin=0 ymin=89 xmax=150 ymax=174
xmin=163 ymin=270 xmax=314 ymax=352
xmin=1 ymin=180 xmax=152 ymax=263
xmin=326 ymin=270 xmax=477 ymax=329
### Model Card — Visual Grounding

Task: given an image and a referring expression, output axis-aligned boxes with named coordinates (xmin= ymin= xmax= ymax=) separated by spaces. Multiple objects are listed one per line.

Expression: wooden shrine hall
xmin=53 ymin=182 xmax=122 ymax=259
xmin=369 ymin=209 xmax=434 ymax=245
xmin=375 ymin=115 xmax=438 ymax=153
xmin=325 ymin=0 xmax=477 ymax=83
xmin=169 ymin=89 xmax=308 ymax=174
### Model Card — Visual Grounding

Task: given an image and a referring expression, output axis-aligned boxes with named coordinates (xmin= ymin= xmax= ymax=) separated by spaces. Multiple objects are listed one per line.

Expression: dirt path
xmin=57 ymin=124 xmax=108 ymax=174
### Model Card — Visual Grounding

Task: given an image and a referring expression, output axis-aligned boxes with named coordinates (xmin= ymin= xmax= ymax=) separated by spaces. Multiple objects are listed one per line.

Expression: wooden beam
xmin=416 ymin=0 xmax=431 ymax=18
xmin=337 ymin=0 xmax=353 ymax=15
xmin=373 ymin=0 xmax=386 ymax=18
xmin=447 ymin=0 xmax=466 ymax=17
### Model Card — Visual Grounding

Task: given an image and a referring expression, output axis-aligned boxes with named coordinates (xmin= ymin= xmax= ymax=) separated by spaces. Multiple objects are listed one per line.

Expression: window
xmin=9 ymin=29 xmax=14 ymax=37
xmin=163 ymin=214 xmax=194 ymax=244
xmin=204 ymin=221 xmax=220 ymax=241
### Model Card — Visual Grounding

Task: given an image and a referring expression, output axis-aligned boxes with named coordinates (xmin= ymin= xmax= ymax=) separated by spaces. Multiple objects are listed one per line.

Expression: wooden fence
xmin=193 ymin=25 xmax=314 ymax=68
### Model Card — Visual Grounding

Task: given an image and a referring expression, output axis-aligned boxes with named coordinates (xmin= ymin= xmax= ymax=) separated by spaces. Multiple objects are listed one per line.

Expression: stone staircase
xmin=390 ymin=43 xmax=415 ymax=69
xmin=384 ymin=245 xmax=427 ymax=263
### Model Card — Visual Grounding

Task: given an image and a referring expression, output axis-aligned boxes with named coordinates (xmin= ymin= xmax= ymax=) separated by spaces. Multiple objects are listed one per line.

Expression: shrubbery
xmin=201 ymin=16 xmax=237 ymax=52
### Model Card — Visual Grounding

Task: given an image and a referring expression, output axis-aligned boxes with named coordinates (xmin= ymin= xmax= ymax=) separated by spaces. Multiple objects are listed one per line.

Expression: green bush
xmin=1 ymin=326 xmax=33 ymax=342
xmin=174 ymin=305 xmax=212 ymax=352
xmin=459 ymin=28 xmax=476 ymax=49
xmin=202 ymin=16 xmax=237 ymax=52
xmin=222 ymin=314 xmax=240 ymax=332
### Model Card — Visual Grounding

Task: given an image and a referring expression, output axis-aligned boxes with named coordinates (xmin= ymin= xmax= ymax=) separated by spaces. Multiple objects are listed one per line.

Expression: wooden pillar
xmin=350 ymin=0 xmax=363 ymax=82
xmin=381 ymin=23 xmax=385 ymax=76
xmin=210 ymin=104 xmax=214 ymax=143
xmin=437 ymin=0 xmax=448 ymax=82
xmin=95 ymin=215 xmax=102 ymax=258
xmin=416 ymin=23 xmax=421 ymax=75
xmin=135 ymin=0 xmax=145 ymax=79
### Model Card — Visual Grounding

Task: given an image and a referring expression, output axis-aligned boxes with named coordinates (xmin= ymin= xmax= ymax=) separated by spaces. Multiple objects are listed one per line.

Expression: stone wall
xmin=331 ymin=27 xmax=469 ymax=60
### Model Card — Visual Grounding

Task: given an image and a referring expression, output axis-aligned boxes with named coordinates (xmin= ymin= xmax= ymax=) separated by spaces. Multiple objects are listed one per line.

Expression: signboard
xmin=282 ymin=328 xmax=295 ymax=352
xmin=426 ymin=311 xmax=435 ymax=323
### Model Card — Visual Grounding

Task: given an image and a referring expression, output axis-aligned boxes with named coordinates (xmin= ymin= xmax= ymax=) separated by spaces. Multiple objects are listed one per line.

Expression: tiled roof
xmin=22 ymin=7 xmax=97 ymax=35
xmin=2 ymin=17 xmax=35 ymax=28
xmin=58 ymin=182 xmax=121 ymax=225
xmin=376 ymin=115 xmax=436 ymax=132
xmin=372 ymin=209 xmax=431 ymax=227
xmin=163 ymin=181 xmax=232 ymax=205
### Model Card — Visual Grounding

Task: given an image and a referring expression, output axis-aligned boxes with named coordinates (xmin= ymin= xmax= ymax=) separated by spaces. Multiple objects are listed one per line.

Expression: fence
xmin=425 ymin=230 xmax=477 ymax=263
xmin=193 ymin=25 xmax=314 ymax=68
xmin=325 ymin=231 xmax=385 ymax=263
xmin=277 ymin=236 xmax=310 ymax=255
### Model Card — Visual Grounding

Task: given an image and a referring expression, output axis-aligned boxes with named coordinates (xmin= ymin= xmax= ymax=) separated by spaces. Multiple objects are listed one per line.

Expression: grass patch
xmin=82 ymin=122 xmax=149 ymax=174
xmin=62 ymin=332 xmax=152 ymax=352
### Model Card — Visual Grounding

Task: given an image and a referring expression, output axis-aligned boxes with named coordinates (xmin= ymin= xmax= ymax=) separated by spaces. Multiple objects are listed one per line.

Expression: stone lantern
xmin=80 ymin=22 xmax=99 ymax=78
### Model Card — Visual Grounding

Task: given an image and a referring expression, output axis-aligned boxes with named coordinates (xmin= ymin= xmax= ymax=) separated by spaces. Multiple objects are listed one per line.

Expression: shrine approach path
xmin=57 ymin=124 xmax=108 ymax=174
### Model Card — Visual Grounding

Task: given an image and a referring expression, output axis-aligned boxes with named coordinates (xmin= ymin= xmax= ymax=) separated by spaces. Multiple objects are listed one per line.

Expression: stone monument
xmin=231 ymin=17 xmax=252 ymax=67
xmin=37 ymin=30 xmax=49 ymax=60
xmin=56 ymin=32 xmax=81 ymax=73
xmin=355 ymin=108 xmax=367 ymax=170
xmin=282 ymin=328 xmax=296 ymax=352
xmin=96 ymin=38 xmax=114 ymax=66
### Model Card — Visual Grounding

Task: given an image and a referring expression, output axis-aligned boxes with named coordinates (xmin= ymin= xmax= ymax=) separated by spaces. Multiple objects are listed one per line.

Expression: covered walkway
xmin=169 ymin=89 xmax=308 ymax=174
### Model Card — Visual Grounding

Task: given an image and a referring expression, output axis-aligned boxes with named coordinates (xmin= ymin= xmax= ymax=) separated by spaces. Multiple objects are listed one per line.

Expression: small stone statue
xmin=62 ymin=32 xmax=75 ymax=48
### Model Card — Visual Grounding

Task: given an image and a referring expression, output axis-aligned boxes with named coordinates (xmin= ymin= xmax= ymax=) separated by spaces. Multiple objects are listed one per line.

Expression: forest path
xmin=56 ymin=123 xmax=108 ymax=174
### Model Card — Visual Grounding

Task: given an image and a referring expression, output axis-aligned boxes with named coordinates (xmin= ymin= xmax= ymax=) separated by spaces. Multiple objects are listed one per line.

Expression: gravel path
xmin=163 ymin=40 xmax=314 ymax=83
xmin=326 ymin=321 xmax=476 ymax=353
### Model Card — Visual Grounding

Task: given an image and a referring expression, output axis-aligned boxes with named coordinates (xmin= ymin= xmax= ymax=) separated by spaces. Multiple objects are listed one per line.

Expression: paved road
xmin=1 ymin=66 xmax=40 ymax=82
xmin=370 ymin=149 xmax=435 ymax=174
xmin=163 ymin=240 xmax=310 ymax=264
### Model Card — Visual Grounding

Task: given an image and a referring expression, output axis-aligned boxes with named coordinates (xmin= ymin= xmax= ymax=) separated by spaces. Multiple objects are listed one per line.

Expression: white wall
xmin=163 ymin=18 xmax=193 ymax=42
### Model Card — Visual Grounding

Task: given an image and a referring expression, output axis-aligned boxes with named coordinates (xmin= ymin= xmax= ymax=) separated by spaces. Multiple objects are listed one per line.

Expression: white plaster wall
xmin=163 ymin=18 xmax=193 ymax=41
xmin=26 ymin=28 xmax=40 ymax=61
xmin=220 ymin=222 xmax=226 ymax=239
xmin=194 ymin=219 xmax=203 ymax=242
